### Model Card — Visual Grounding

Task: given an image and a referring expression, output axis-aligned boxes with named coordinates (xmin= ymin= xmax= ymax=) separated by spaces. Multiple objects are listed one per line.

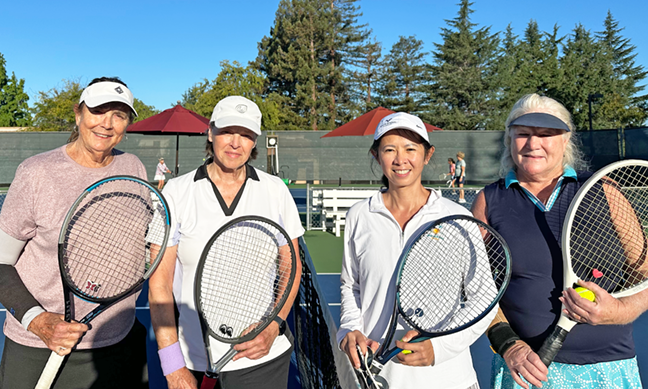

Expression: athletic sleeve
xmin=337 ymin=209 xmax=363 ymax=346
xmin=0 ymin=163 xmax=38 ymax=241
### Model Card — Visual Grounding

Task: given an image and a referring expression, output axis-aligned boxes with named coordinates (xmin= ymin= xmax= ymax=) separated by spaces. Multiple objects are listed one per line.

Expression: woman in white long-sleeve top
xmin=337 ymin=112 xmax=496 ymax=389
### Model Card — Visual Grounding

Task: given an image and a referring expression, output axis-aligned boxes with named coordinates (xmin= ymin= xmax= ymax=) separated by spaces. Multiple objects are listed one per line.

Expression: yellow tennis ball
xmin=574 ymin=287 xmax=596 ymax=302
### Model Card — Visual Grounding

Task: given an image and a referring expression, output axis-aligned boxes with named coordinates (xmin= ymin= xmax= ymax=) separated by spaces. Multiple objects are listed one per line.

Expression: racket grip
xmin=35 ymin=351 xmax=65 ymax=389
xmin=200 ymin=375 xmax=218 ymax=389
xmin=536 ymin=326 xmax=569 ymax=367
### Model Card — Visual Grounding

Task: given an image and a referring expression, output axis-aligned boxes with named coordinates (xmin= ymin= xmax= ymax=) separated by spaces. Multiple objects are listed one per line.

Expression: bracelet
xmin=158 ymin=342 xmax=186 ymax=376
xmin=487 ymin=322 xmax=520 ymax=356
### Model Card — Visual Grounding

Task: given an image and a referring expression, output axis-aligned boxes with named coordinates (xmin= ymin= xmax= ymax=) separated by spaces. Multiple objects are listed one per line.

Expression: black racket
xmin=195 ymin=216 xmax=297 ymax=389
xmin=35 ymin=176 xmax=171 ymax=389
xmin=356 ymin=215 xmax=512 ymax=389
xmin=535 ymin=160 xmax=648 ymax=368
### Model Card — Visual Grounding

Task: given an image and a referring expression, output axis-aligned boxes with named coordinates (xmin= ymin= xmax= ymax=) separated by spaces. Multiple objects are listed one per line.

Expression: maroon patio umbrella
xmin=320 ymin=107 xmax=442 ymax=138
xmin=127 ymin=105 xmax=209 ymax=175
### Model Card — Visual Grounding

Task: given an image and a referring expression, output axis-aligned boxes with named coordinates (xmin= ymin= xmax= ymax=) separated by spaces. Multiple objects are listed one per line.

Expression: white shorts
xmin=154 ymin=174 xmax=165 ymax=181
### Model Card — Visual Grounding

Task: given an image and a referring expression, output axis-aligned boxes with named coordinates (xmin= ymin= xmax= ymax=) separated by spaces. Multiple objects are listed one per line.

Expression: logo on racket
xmin=592 ymin=269 xmax=604 ymax=279
xmin=427 ymin=227 xmax=444 ymax=240
xmin=85 ymin=280 xmax=101 ymax=293
xmin=403 ymin=308 xmax=425 ymax=317
xmin=219 ymin=324 xmax=233 ymax=337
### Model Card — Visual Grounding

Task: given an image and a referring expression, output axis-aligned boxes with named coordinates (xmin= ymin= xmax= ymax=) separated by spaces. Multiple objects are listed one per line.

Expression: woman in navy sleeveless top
xmin=472 ymin=94 xmax=644 ymax=389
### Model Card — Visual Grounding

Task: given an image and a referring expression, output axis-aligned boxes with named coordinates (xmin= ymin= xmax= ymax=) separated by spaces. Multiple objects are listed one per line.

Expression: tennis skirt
xmin=491 ymin=354 xmax=642 ymax=389
xmin=154 ymin=174 xmax=165 ymax=181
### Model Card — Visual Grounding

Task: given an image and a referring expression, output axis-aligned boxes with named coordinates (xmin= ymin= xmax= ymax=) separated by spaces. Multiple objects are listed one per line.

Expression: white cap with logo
xmin=210 ymin=96 xmax=262 ymax=135
xmin=79 ymin=81 xmax=138 ymax=116
xmin=374 ymin=112 xmax=429 ymax=144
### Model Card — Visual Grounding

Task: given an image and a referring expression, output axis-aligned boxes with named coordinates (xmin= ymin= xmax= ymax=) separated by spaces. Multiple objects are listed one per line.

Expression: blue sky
xmin=2 ymin=0 xmax=646 ymax=112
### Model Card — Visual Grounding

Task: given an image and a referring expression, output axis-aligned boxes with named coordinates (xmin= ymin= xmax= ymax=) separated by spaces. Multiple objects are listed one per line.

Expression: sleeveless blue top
xmin=483 ymin=173 xmax=635 ymax=364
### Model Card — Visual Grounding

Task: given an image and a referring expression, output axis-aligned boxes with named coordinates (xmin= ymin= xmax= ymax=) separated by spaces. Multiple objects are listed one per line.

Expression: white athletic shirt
xmin=337 ymin=188 xmax=497 ymax=389
xmin=162 ymin=162 xmax=304 ymax=372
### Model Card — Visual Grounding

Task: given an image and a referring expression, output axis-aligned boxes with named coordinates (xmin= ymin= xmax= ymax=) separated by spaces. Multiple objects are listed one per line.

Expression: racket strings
xmin=199 ymin=220 xmax=294 ymax=341
xmin=569 ymin=165 xmax=648 ymax=293
xmin=63 ymin=181 xmax=168 ymax=301
xmin=398 ymin=219 xmax=508 ymax=333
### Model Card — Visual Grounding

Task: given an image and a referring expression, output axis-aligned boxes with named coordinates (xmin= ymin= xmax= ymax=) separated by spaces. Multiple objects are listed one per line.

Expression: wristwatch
xmin=273 ymin=316 xmax=286 ymax=335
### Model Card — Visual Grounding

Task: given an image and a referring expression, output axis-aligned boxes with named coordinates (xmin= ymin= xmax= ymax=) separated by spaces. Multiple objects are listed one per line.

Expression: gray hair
xmin=499 ymin=94 xmax=588 ymax=177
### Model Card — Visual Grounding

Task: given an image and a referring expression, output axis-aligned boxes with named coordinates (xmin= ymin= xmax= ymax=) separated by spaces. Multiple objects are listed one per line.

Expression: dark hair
xmin=369 ymin=131 xmax=433 ymax=189
xmin=205 ymin=122 xmax=258 ymax=162
xmin=448 ymin=158 xmax=455 ymax=163
xmin=68 ymin=76 xmax=133 ymax=144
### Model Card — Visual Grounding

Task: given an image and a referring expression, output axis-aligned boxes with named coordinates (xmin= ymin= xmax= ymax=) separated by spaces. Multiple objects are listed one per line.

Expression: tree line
xmin=1 ymin=0 xmax=646 ymax=132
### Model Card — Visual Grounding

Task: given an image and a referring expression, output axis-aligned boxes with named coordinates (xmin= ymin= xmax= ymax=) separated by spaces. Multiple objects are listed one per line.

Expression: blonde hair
xmin=499 ymin=94 xmax=587 ymax=177
xmin=456 ymin=151 xmax=465 ymax=159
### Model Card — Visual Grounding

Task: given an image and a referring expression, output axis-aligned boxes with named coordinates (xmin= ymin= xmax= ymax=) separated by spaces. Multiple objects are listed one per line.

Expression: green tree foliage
xmin=132 ymin=99 xmax=159 ymax=123
xmin=346 ymin=38 xmax=382 ymax=114
xmin=31 ymin=79 xmax=83 ymax=131
xmin=0 ymin=53 xmax=31 ymax=127
xmin=256 ymin=0 xmax=367 ymax=130
xmin=559 ymin=24 xmax=616 ymax=130
xmin=181 ymin=61 xmax=281 ymax=132
xmin=376 ymin=36 xmax=430 ymax=114
xmin=428 ymin=0 xmax=499 ymax=130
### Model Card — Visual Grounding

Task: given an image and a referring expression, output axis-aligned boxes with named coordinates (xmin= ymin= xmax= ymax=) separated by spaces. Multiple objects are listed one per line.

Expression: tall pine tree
xmin=376 ymin=36 xmax=429 ymax=114
xmin=428 ymin=0 xmax=499 ymax=130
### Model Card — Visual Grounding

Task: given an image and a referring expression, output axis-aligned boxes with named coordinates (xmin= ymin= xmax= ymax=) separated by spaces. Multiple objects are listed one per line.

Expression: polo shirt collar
xmin=193 ymin=158 xmax=260 ymax=182
xmin=505 ymin=165 xmax=577 ymax=189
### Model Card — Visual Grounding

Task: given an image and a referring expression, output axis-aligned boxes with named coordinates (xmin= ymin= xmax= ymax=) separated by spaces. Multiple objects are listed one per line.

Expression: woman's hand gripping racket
xmin=195 ymin=216 xmax=297 ymax=389
xmin=356 ymin=215 xmax=512 ymax=388
xmin=35 ymin=176 xmax=171 ymax=389
xmin=535 ymin=160 xmax=648 ymax=367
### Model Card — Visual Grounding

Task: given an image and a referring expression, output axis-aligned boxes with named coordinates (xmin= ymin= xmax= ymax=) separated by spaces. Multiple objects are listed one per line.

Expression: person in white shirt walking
xmin=337 ymin=112 xmax=494 ymax=389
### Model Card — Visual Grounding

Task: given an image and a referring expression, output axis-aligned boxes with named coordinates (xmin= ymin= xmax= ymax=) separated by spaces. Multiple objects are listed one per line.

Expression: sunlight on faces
xmin=510 ymin=125 xmax=569 ymax=181
xmin=209 ymin=125 xmax=258 ymax=171
xmin=73 ymin=102 xmax=131 ymax=155
xmin=373 ymin=129 xmax=433 ymax=189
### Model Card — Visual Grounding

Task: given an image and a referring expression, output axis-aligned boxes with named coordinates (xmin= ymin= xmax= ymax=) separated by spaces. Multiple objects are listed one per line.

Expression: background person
xmin=337 ymin=112 xmax=495 ymax=389
xmin=472 ymin=93 xmax=645 ymax=389
xmin=455 ymin=151 xmax=467 ymax=203
xmin=448 ymin=157 xmax=456 ymax=188
xmin=155 ymin=157 xmax=172 ymax=190
xmin=0 ymin=77 xmax=148 ymax=388
xmin=149 ymin=96 xmax=303 ymax=389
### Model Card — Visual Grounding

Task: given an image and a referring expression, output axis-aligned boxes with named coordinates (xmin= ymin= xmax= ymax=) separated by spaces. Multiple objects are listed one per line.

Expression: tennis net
xmin=293 ymin=237 xmax=360 ymax=389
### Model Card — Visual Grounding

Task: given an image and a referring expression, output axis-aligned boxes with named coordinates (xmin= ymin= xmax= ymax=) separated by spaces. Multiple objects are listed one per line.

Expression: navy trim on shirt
xmin=193 ymin=159 xmax=260 ymax=216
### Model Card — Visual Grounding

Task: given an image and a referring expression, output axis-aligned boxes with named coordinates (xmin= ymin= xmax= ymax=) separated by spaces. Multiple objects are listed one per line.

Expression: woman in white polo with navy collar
xmin=149 ymin=96 xmax=303 ymax=389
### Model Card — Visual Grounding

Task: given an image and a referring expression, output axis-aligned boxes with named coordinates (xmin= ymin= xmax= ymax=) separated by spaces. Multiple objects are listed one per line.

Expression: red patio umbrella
xmin=127 ymin=105 xmax=209 ymax=175
xmin=320 ymin=107 xmax=442 ymax=138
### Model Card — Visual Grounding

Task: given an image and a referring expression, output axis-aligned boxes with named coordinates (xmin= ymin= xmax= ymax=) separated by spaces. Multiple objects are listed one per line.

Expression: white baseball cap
xmin=79 ymin=81 xmax=138 ymax=116
xmin=210 ymin=96 xmax=262 ymax=135
xmin=374 ymin=112 xmax=429 ymax=144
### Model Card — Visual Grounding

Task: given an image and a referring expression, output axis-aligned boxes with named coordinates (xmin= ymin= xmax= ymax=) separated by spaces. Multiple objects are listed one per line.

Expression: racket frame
xmin=538 ymin=159 xmax=648 ymax=367
xmin=370 ymin=215 xmax=512 ymax=371
xmin=194 ymin=215 xmax=297 ymax=380
xmin=36 ymin=175 xmax=171 ymax=389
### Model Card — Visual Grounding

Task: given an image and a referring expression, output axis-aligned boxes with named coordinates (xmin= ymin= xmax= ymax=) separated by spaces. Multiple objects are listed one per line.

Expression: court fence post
xmin=306 ymin=183 xmax=311 ymax=231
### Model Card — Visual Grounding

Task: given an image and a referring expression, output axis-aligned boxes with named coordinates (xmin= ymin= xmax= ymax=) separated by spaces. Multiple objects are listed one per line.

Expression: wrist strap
xmin=487 ymin=322 xmax=520 ymax=356
xmin=158 ymin=342 xmax=185 ymax=376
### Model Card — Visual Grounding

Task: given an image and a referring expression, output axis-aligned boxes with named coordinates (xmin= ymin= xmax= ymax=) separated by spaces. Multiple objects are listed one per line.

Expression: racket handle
xmin=200 ymin=375 xmax=218 ymax=389
xmin=536 ymin=326 xmax=569 ymax=367
xmin=35 ymin=351 xmax=65 ymax=389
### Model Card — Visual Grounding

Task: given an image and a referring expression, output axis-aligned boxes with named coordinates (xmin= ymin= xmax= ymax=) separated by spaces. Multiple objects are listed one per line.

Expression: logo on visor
xmin=235 ymin=104 xmax=247 ymax=113
xmin=115 ymin=86 xmax=124 ymax=94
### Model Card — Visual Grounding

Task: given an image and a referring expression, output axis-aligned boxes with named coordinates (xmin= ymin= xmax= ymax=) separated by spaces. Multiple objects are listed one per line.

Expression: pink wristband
xmin=158 ymin=342 xmax=186 ymax=376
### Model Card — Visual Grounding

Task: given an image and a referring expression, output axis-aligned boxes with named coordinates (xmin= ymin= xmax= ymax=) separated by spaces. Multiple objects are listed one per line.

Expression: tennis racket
xmin=535 ymin=159 xmax=648 ymax=367
xmin=195 ymin=216 xmax=297 ymax=389
xmin=35 ymin=176 xmax=171 ymax=389
xmin=356 ymin=215 xmax=512 ymax=388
